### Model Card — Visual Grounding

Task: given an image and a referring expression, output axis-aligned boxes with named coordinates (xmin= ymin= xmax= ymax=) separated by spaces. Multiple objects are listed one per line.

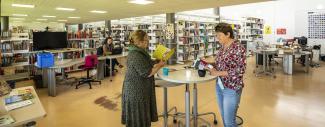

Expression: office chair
xmin=76 ymin=54 xmax=101 ymax=89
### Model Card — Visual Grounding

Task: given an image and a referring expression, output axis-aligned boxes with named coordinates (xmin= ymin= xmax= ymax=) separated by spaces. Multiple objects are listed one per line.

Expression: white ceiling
xmin=1 ymin=0 xmax=271 ymax=24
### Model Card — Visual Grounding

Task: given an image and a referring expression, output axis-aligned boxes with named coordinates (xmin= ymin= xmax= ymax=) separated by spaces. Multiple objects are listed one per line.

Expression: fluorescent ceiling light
xmin=12 ymin=14 xmax=28 ymax=17
xmin=43 ymin=15 xmax=56 ymax=18
xmin=12 ymin=4 xmax=35 ymax=8
xmin=56 ymin=7 xmax=76 ymax=11
xmin=13 ymin=21 xmax=23 ymax=23
xmin=317 ymin=4 xmax=324 ymax=10
xmin=37 ymin=19 xmax=48 ymax=21
xmin=90 ymin=10 xmax=107 ymax=13
xmin=11 ymin=18 xmax=25 ymax=20
xmin=128 ymin=0 xmax=154 ymax=5
xmin=33 ymin=22 xmax=41 ymax=23
xmin=68 ymin=17 xmax=80 ymax=19
xmin=50 ymin=22 xmax=58 ymax=23
xmin=58 ymin=19 xmax=68 ymax=22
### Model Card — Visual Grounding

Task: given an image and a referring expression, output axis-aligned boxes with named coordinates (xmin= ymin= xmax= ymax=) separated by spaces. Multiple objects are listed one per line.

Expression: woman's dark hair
xmin=103 ymin=37 xmax=113 ymax=45
xmin=215 ymin=23 xmax=234 ymax=39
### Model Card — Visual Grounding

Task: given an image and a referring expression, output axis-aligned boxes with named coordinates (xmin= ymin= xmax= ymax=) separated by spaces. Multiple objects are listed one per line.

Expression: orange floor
xmin=16 ymin=57 xmax=325 ymax=127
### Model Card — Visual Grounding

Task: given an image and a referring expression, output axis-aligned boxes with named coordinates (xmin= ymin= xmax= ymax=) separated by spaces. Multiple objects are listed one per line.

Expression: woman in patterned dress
xmin=121 ymin=30 xmax=165 ymax=127
xmin=207 ymin=23 xmax=247 ymax=127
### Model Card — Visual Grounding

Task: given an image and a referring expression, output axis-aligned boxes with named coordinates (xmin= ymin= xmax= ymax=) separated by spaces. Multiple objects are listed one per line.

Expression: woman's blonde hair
xmin=129 ymin=30 xmax=148 ymax=46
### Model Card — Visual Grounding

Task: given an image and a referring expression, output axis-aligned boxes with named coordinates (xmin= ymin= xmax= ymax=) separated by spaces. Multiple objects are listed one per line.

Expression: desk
xmin=0 ymin=86 xmax=46 ymax=127
xmin=279 ymin=50 xmax=311 ymax=74
xmin=157 ymin=69 xmax=218 ymax=127
xmin=38 ymin=58 xmax=84 ymax=97
xmin=97 ymin=52 xmax=128 ymax=81
xmin=254 ymin=48 xmax=278 ymax=78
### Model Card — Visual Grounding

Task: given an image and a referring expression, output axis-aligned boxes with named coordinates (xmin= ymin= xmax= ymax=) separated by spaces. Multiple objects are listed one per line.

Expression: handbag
xmin=0 ymin=78 xmax=12 ymax=97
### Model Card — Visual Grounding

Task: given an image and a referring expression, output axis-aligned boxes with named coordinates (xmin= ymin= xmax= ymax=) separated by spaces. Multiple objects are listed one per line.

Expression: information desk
xmin=0 ymin=86 xmax=46 ymax=127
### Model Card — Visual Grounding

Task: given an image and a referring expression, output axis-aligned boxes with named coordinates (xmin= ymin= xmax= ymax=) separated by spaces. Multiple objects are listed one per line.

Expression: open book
xmin=152 ymin=45 xmax=175 ymax=61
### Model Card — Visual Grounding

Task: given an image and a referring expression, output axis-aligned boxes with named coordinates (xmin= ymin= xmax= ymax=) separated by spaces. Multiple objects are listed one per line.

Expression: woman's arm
xmin=103 ymin=45 xmax=107 ymax=55
xmin=129 ymin=52 xmax=164 ymax=78
xmin=208 ymin=46 xmax=246 ymax=77
xmin=148 ymin=60 xmax=165 ymax=77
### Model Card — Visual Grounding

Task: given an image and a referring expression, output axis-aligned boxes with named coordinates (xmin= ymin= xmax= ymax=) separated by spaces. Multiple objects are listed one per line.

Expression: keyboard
xmin=5 ymin=100 xmax=33 ymax=111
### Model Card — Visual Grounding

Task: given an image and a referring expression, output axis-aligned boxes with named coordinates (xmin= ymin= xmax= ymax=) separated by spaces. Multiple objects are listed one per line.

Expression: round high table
xmin=157 ymin=68 xmax=218 ymax=127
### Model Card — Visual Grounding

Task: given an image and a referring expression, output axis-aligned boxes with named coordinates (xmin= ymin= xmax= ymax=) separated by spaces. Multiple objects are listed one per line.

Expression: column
xmin=78 ymin=24 xmax=83 ymax=31
xmin=166 ymin=13 xmax=177 ymax=65
xmin=105 ymin=20 xmax=112 ymax=37
xmin=1 ymin=16 xmax=9 ymax=35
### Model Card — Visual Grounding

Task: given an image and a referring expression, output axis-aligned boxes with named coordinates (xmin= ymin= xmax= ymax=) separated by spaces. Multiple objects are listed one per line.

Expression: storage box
xmin=37 ymin=53 xmax=54 ymax=68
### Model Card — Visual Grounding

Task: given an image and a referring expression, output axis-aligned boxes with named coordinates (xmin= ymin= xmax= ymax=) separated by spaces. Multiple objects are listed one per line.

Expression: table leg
xmin=61 ymin=68 xmax=65 ymax=80
xmin=305 ymin=54 xmax=310 ymax=73
xmin=185 ymin=83 xmax=191 ymax=127
xmin=110 ymin=58 xmax=113 ymax=82
xmin=97 ymin=60 xmax=105 ymax=80
xmin=193 ymin=83 xmax=198 ymax=127
xmin=163 ymin=87 xmax=168 ymax=127
xmin=42 ymin=69 xmax=48 ymax=88
xmin=47 ymin=68 xmax=56 ymax=97
xmin=263 ymin=52 xmax=266 ymax=72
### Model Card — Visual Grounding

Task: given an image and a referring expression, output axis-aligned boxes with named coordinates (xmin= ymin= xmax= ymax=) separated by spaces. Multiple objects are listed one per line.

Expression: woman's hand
xmin=208 ymin=68 xmax=219 ymax=76
xmin=148 ymin=60 xmax=165 ymax=77
xmin=156 ymin=60 xmax=165 ymax=68
xmin=207 ymin=68 xmax=228 ymax=77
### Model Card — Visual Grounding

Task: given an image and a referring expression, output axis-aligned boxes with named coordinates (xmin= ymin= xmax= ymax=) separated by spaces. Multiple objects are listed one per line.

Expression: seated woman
xmin=102 ymin=37 xmax=123 ymax=76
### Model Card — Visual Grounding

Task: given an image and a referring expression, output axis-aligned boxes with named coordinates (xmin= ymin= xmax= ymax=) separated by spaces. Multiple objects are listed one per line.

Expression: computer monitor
xmin=294 ymin=36 xmax=307 ymax=46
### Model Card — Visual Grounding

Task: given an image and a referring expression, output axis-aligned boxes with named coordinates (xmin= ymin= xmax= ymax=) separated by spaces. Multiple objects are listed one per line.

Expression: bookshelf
xmin=0 ymin=33 xmax=32 ymax=81
xmin=241 ymin=17 xmax=264 ymax=56
xmin=176 ymin=20 xmax=218 ymax=63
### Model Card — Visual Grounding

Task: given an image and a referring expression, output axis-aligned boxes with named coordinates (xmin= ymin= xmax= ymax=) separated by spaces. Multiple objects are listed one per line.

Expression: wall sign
xmin=276 ymin=28 xmax=286 ymax=35
xmin=264 ymin=25 xmax=272 ymax=34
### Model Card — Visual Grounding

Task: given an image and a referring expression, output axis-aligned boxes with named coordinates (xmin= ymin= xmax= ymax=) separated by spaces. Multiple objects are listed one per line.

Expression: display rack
xmin=0 ymin=33 xmax=32 ymax=81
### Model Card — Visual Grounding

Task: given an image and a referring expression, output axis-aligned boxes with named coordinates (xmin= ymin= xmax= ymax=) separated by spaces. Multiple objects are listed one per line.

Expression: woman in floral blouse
xmin=207 ymin=23 xmax=246 ymax=127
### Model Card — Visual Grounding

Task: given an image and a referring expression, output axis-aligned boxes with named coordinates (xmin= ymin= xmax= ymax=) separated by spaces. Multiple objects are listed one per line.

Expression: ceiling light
xmin=58 ymin=19 xmax=68 ymax=22
xmin=43 ymin=15 xmax=56 ymax=18
xmin=11 ymin=18 xmax=25 ymax=20
xmin=56 ymin=7 xmax=76 ymax=11
xmin=12 ymin=4 xmax=35 ymax=8
xmin=33 ymin=22 xmax=41 ymax=23
xmin=13 ymin=21 xmax=23 ymax=23
xmin=12 ymin=14 xmax=28 ymax=17
xmin=128 ymin=0 xmax=154 ymax=5
xmin=90 ymin=10 xmax=107 ymax=13
xmin=37 ymin=19 xmax=48 ymax=21
xmin=50 ymin=22 xmax=58 ymax=23
xmin=68 ymin=17 xmax=80 ymax=19
xmin=317 ymin=4 xmax=324 ymax=10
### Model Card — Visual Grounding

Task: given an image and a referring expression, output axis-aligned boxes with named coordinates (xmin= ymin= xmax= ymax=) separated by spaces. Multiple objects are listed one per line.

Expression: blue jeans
xmin=216 ymin=81 xmax=242 ymax=127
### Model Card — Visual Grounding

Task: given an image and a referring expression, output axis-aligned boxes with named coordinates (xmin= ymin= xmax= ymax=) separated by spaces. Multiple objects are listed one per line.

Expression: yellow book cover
xmin=152 ymin=45 xmax=175 ymax=61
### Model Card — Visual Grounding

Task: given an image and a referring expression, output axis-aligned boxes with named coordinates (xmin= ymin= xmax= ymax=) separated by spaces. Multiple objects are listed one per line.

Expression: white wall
xmin=220 ymin=0 xmax=325 ymax=54
xmin=9 ymin=22 xmax=65 ymax=32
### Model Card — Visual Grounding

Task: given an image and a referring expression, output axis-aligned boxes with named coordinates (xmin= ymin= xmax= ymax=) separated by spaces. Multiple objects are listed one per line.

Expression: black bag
xmin=97 ymin=46 xmax=104 ymax=56
xmin=33 ymin=75 xmax=44 ymax=88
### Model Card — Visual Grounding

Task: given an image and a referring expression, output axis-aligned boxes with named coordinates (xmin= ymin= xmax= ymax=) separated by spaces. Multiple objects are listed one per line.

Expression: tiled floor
xmin=15 ymin=57 xmax=325 ymax=127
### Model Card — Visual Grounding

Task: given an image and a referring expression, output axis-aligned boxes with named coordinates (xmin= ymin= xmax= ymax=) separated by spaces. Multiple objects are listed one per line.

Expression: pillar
xmin=166 ymin=13 xmax=177 ymax=65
